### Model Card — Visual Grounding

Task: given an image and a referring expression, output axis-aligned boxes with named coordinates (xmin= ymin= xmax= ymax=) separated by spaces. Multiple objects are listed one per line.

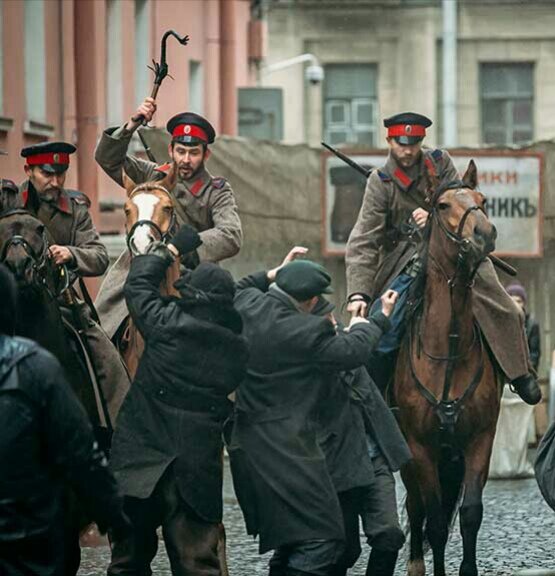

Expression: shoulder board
xmin=66 ymin=189 xmax=91 ymax=207
xmin=377 ymin=170 xmax=391 ymax=182
xmin=211 ymin=177 xmax=227 ymax=190
xmin=430 ymin=149 xmax=443 ymax=162
xmin=154 ymin=162 xmax=172 ymax=173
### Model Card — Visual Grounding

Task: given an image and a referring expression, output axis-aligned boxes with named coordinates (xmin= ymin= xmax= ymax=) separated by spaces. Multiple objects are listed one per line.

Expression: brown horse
xmin=395 ymin=161 xmax=501 ymax=576
xmin=118 ymin=167 xmax=229 ymax=575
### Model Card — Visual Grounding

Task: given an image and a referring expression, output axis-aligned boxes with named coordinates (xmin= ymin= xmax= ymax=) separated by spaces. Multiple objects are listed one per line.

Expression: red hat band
xmin=26 ymin=152 xmax=70 ymax=166
xmin=388 ymin=124 xmax=426 ymax=138
xmin=172 ymin=124 xmax=208 ymax=142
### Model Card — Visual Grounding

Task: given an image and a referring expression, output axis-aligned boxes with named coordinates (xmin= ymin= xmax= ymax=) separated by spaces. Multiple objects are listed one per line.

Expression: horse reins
xmin=126 ymin=184 xmax=177 ymax=255
xmin=407 ymin=190 xmax=488 ymax=434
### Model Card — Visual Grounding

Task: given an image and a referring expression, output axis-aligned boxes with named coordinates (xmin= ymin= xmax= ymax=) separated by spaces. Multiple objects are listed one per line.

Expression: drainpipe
xmin=442 ymin=0 xmax=457 ymax=147
xmin=220 ymin=0 xmax=237 ymax=136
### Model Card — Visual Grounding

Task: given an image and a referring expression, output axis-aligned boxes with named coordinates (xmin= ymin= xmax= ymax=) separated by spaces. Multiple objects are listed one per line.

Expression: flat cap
xmin=312 ymin=295 xmax=336 ymax=316
xmin=21 ymin=141 xmax=76 ymax=174
xmin=166 ymin=112 xmax=216 ymax=145
xmin=276 ymin=260 xmax=333 ymax=301
xmin=384 ymin=112 xmax=432 ymax=145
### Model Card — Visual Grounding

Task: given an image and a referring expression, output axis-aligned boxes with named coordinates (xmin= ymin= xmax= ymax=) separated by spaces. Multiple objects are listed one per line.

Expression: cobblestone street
xmin=78 ymin=462 xmax=555 ymax=576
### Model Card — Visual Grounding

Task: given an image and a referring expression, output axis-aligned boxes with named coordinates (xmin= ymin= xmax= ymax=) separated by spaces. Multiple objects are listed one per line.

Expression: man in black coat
xmin=109 ymin=226 xmax=249 ymax=576
xmin=0 ymin=264 xmax=128 ymax=576
xmin=311 ymin=299 xmax=411 ymax=576
xmin=229 ymin=247 xmax=398 ymax=576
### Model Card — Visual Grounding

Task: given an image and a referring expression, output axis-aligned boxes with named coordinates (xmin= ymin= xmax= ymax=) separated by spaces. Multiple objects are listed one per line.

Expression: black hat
xmin=312 ymin=296 xmax=336 ymax=316
xmin=275 ymin=260 xmax=333 ymax=301
xmin=21 ymin=141 xmax=76 ymax=174
xmin=166 ymin=112 xmax=216 ymax=145
xmin=384 ymin=112 xmax=432 ymax=145
xmin=174 ymin=262 xmax=236 ymax=306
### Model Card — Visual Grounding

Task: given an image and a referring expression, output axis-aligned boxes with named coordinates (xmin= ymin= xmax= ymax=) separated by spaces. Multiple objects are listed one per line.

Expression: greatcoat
xmin=346 ymin=149 xmax=531 ymax=381
xmin=94 ymin=125 xmax=243 ymax=339
xmin=229 ymin=271 xmax=391 ymax=553
xmin=19 ymin=182 xmax=130 ymax=423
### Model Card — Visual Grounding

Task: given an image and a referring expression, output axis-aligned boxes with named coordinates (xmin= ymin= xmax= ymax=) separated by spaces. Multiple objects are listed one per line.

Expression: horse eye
xmin=163 ymin=206 xmax=172 ymax=213
xmin=37 ymin=224 xmax=45 ymax=235
xmin=438 ymin=202 xmax=450 ymax=210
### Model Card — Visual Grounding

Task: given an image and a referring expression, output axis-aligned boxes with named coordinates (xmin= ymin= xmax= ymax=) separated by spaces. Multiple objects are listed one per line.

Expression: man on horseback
xmin=19 ymin=141 xmax=131 ymax=428
xmin=94 ymin=98 xmax=242 ymax=342
xmin=346 ymin=112 xmax=541 ymax=405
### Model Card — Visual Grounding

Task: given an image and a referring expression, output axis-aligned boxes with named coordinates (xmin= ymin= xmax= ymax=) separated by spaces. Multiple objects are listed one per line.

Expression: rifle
xmin=131 ymin=30 xmax=189 ymax=126
xmin=321 ymin=142 xmax=373 ymax=178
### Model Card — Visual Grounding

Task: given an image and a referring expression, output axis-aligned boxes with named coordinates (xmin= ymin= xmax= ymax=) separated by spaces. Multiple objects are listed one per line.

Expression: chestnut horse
xmin=395 ymin=161 xmax=501 ymax=576
xmin=118 ymin=167 xmax=229 ymax=575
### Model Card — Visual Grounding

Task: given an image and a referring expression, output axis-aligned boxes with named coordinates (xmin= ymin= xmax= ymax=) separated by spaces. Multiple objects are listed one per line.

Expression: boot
xmin=365 ymin=549 xmax=398 ymax=576
xmin=511 ymin=373 xmax=542 ymax=405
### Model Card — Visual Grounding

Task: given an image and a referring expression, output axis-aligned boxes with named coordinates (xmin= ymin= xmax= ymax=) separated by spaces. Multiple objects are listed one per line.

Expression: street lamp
xmin=262 ymin=53 xmax=325 ymax=85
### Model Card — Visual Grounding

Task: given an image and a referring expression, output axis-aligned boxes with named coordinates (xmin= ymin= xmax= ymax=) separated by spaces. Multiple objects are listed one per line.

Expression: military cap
xmin=166 ymin=112 xmax=216 ymax=145
xmin=384 ymin=112 xmax=432 ymax=145
xmin=21 ymin=141 xmax=76 ymax=174
xmin=276 ymin=260 xmax=333 ymax=301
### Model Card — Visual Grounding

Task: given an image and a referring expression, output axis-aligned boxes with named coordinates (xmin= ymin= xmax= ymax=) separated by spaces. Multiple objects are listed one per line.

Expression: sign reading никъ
xmin=322 ymin=151 xmax=543 ymax=258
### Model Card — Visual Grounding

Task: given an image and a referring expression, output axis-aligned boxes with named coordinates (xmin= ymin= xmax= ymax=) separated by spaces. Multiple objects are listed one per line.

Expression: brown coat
xmin=94 ymin=125 xmax=243 ymax=338
xmin=345 ymin=150 xmax=530 ymax=381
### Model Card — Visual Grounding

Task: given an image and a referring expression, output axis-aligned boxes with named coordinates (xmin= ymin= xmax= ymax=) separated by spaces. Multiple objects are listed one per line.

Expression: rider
xmin=94 ymin=99 xmax=242 ymax=341
xmin=19 ymin=141 xmax=130 ymax=428
xmin=345 ymin=112 xmax=541 ymax=405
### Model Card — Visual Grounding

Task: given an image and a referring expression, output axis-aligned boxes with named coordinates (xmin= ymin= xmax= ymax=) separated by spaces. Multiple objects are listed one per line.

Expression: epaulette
xmin=154 ymin=162 xmax=172 ymax=174
xmin=431 ymin=149 xmax=443 ymax=162
xmin=211 ymin=177 xmax=227 ymax=189
xmin=66 ymin=189 xmax=91 ymax=207
xmin=377 ymin=170 xmax=391 ymax=182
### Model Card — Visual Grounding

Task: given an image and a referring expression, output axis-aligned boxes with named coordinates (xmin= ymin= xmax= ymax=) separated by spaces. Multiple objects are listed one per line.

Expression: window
xmin=323 ymin=65 xmax=378 ymax=146
xmin=25 ymin=0 xmax=46 ymax=121
xmin=189 ymin=61 xmax=203 ymax=114
xmin=134 ymin=0 xmax=149 ymax=107
xmin=106 ymin=0 xmax=123 ymax=126
xmin=481 ymin=63 xmax=534 ymax=145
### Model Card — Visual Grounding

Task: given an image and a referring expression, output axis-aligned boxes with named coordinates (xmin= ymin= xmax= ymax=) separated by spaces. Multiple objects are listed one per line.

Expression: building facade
xmin=262 ymin=0 xmax=555 ymax=149
xmin=0 ymin=0 xmax=262 ymax=234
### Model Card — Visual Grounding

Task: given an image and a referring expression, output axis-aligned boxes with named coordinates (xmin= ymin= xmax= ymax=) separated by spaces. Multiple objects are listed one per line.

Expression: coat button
xmin=158 ymin=388 xmax=165 ymax=396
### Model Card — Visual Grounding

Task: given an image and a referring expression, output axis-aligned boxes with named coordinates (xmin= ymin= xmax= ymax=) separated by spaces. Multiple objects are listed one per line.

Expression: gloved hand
xmin=169 ymin=225 xmax=202 ymax=255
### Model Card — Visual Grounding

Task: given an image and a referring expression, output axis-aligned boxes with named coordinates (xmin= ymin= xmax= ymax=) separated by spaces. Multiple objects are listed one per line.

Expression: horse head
xmin=122 ymin=166 xmax=178 ymax=256
xmin=425 ymin=160 xmax=497 ymax=282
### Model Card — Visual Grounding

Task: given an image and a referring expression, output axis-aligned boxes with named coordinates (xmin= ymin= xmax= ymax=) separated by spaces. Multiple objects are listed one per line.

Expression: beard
xmin=177 ymin=161 xmax=204 ymax=181
xmin=41 ymin=188 xmax=61 ymax=204
xmin=391 ymin=149 xmax=421 ymax=169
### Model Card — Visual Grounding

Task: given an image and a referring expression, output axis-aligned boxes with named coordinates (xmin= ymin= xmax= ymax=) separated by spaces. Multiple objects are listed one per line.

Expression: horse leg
xmin=401 ymin=463 xmax=426 ymax=576
xmin=411 ymin=441 xmax=448 ymax=576
xmin=459 ymin=432 xmax=494 ymax=576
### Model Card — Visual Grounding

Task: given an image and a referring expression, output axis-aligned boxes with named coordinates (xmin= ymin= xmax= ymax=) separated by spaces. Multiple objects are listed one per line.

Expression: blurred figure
xmin=507 ymin=283 xmax=541 ymax=372
xmin=0 ymin=264 xmax=129 ymax=576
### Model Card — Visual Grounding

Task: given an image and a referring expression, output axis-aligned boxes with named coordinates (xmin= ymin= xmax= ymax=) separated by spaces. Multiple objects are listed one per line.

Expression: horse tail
xmin=438 ymin=443 xmax=465 ymax=528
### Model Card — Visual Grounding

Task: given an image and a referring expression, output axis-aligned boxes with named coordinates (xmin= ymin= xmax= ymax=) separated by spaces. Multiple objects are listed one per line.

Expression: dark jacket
xmin=0 ymin=335 xmax=124 ymax=545
xmin=229 ymin=272 xmax=391 ymax=553
xmin=525 ymin=314 xmax=541 ymax=372
xmin=111 ymin=251 xmax=248 ymax=522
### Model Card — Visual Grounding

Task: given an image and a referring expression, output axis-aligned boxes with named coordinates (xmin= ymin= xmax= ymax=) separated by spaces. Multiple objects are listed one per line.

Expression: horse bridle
xmin=0 ymin=208 xmax=69 ymax=298
xmin=125 ymin=184 xmax=177 ymax=256
xmin=408 ymin=187 xmax=489 ymax=436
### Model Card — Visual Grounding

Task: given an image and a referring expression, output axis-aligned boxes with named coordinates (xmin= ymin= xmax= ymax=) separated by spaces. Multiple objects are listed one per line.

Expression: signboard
xmin=322 ymin=150 xmax=543 ymax=258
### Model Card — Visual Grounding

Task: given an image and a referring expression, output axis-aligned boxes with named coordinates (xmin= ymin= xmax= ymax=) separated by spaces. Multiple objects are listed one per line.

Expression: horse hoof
xmin=408 ymin=559 xmax=426 ymax=576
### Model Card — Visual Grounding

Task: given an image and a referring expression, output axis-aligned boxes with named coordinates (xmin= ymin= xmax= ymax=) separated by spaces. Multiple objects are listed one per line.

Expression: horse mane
xmin=0 ymin=179 xmax=23 ymax=215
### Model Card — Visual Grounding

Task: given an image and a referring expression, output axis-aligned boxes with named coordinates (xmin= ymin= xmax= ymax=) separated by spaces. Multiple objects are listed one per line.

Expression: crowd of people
xmin=0 ymin=96 xmax=542 ymax=576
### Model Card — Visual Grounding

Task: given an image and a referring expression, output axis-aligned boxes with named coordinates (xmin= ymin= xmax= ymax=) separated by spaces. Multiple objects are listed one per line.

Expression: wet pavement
xmin=78 ymin=462 xmax=555 ymax=575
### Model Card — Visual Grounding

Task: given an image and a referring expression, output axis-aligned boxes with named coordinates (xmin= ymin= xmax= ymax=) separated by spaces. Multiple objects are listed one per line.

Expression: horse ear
xmin=121 ymin=169 xmax=137 ymax=197
xmin=462 ymin=160 xmax=478 ymax=189
xmin=157 ymin=163 xmax=178 ymax=192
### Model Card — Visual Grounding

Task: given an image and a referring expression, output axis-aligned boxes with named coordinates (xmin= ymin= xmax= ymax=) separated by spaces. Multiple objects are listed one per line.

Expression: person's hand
xmin=347 ymin=298 xmax=367 ymax=318
xmin=49 ymin=245 xmax=73 ymax=265
xmin=380 ymin=289 xmax=399 ymax=318
xmin=168 ymin=225 xmax=202 ymax=256
xmin=267 ymin=246 xmax=308 ymax=282
xmin=412 ymin=208 xmax=429 ymax=229
xmin=126 ymin=97 xmax=157 ymax=131
xmin=345 ymin=315 xmax=370 ymax=331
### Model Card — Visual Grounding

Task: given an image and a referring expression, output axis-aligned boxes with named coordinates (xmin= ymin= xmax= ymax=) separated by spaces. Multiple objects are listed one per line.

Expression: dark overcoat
xmin=110 ymin=251 xmax=248 ymax=523
xmin=229 ymin=272 xmax=391 ymax=553
xmin=346 ymin=150 xmax=531 ymax=381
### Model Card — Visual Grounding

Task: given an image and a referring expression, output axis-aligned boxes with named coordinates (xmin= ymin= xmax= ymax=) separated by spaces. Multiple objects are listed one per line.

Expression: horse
xmin=0 ymin=184 xmax=105 ymax=576
xmin=394 ymin=160 xmax=501 ymax=576
xmin=119 ymin=166 xmax=229 ymax=575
